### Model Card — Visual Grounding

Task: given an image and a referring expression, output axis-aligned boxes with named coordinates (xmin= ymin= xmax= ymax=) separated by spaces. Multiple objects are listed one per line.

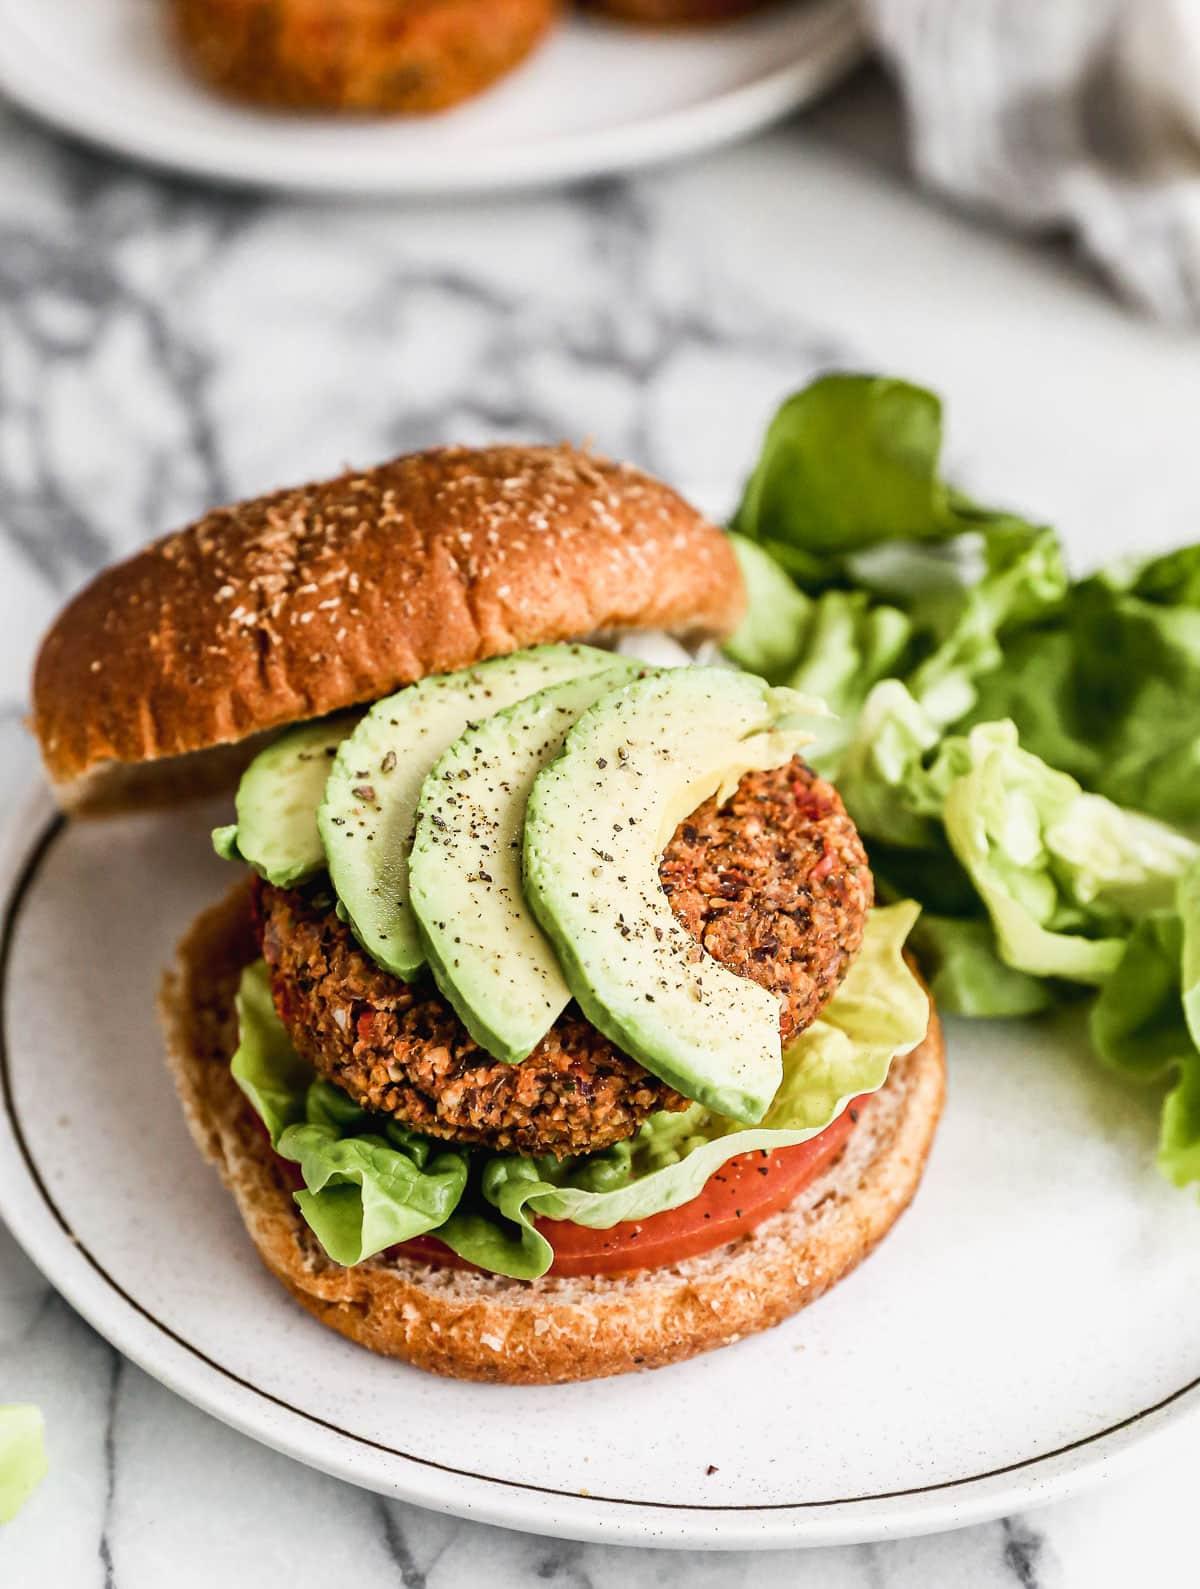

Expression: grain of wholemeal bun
xmin=169 ymin=0 xmax=561 ymax=115
xmin=32 ymin=444 xmax=742 ymax=810
xmin=160 ymin=881 xmax=944 ymax=1384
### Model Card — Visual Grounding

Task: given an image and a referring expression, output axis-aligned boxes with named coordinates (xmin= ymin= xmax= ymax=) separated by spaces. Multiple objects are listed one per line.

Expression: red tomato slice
xmin=395 ymin=1095 xmax=870 ymax=1278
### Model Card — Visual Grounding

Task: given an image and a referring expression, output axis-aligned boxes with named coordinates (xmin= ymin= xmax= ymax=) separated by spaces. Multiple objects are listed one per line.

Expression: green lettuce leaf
xmin=725 ymin=370 xmax=1200 ymax=1188
xmin=905 ymin=523 xmax=1068 ymax=729
xmin=968 ymin=550 xmax=1200 ymax=829
xmin=1090 ymin=914 xmax=1188 ymax=1080
xmin=231 ymin=969 xmax=469 ymax=1266
xmin=0 ymin=1405 xmax=46 ymax=1524
xmin=288 ymin=1124 xmax=469 ymax=1267
xmin=729 ymin=374 xmax=1068 ymax=753
xmin=229 ymin=904 xmax=928 ymax=1279
xmin=941 ymin=719 xmax=1197 ymax=985
xmin=781 ymin=591 xmax=913 ymax=772
xmin=908 ymin=914 xmax=1056 ymax=1018
xmin=230 ymin=965 xmax=311 ymax=1141
xmin=1092 ymin=859 xmax=1200 ymax=1185
xmin=723 ymin=532 xmax=812 ymax=680
xmin=834 ymin=682 xmax=1198 ymax=990
xmin=732 ymin=374 xmax=1018 ymax=581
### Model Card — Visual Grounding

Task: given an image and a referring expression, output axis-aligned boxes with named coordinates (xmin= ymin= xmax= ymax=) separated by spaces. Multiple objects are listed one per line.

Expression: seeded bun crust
xmin=160 ymin=882 xmax=945 ymax=1386
xmin=33 ymin=445 xmax=743 ymax=813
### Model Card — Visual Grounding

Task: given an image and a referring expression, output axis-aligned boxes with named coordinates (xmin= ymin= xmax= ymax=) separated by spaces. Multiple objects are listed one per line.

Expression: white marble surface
xmin=2 ymin=66 xmax=1200 ymax=1586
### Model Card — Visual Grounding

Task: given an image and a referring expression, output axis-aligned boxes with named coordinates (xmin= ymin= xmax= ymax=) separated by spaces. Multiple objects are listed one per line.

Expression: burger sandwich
xmin=32 ymin=444 xmax=944 ymax=1384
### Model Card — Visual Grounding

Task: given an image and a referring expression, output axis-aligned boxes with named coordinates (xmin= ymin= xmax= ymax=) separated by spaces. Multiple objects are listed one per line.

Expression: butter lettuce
xmin=829 ymin=675 xmax=1200 ymax=1167
xmin=968 ymin=549 xmax=1200 ymax=829
xmin=728 ymin=374 xmax=1067 ymax=754
xmin=837 ymin=683 xmax=1198 ymax=989
xmin=724 ymin=533 xmax=813 ymax=680
xmin=908 ymin=915 xmax=1055 ymax=1018
xmin=726 ymin=369 xmax=1200 ymax=1188
xmin=232 ymin=971 xmax=469 ymax=1266
xmin=940 ymin=720 xmax=1196 ymax=986
xmin=230 ymin=904 xmax=928 ymax=1279
xmin=0 ymin=1405 xmax=46 ymax=1525
xmin=1092 ymin=860 xmax=1200 ymax=1185
xmin=732 ymin=374 xmax=1017 ymax=576
xmin=906 ymin=523 xmax=1068 ymax=729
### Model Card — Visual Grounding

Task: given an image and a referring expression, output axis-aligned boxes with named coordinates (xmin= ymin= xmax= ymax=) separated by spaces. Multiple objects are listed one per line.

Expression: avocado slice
xmin=320 ymin=645 xmax=619 ymax=981
xmin=410 ymin=659 xmax=646 ymax=1064
xmin=212 ymin=714 xmax=359 ymax=886
xmin=523 ymin=668 xmax=819 ymax=1122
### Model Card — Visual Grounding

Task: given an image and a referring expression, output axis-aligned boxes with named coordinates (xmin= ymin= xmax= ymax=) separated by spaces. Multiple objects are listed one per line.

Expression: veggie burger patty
xmin=259 ymin=757 xmax=872 ymax=1157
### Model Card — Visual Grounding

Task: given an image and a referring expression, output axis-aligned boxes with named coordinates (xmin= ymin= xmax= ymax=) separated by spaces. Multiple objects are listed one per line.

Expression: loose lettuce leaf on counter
xmin=230 ymin=904 xmax=929 ymax=1279
xmin=0 ymin=1405 xmax=46 ymax=1525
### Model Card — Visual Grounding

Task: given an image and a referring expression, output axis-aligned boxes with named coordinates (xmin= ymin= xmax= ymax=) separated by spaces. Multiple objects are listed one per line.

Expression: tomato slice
xmin=396 ymin=1095 xmax=870 ymax=1278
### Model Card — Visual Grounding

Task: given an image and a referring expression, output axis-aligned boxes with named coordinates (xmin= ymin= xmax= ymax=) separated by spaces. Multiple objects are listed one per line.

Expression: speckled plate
xmin=3 ymin=783 xmax=1200 ymax=1547
xmin=0 ymin=0 xmax=863 ymax=196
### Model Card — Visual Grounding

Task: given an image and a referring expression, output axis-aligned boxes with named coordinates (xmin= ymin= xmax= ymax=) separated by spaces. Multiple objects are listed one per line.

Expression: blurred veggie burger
xmin=32 ymin=444 xmax=943 ymax=1383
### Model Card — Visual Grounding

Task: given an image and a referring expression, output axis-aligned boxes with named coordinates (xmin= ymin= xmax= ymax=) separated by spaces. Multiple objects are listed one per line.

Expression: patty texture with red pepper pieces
xmin=257 ymin=758 xmax=872 ymax=1157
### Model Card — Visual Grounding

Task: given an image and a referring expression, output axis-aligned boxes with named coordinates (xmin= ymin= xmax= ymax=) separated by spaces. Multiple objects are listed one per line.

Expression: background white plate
xmin=2 ymin=784 xmax=1200 ymax=1549
xmin=0 ymin=0 xmax=863 ymax=195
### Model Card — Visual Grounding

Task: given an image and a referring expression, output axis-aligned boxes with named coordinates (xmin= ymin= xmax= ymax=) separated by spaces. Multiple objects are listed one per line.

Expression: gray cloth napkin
xmin=862 ymin=0 xmax=1200 ymax=323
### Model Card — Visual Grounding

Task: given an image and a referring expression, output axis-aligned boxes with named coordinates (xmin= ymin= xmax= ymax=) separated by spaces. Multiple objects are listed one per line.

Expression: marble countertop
xmin=3 ymin=66 xmax=1200 ymax=1587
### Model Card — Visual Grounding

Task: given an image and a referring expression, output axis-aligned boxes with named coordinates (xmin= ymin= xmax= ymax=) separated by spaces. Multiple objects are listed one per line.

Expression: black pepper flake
xmin=596 ymin=756 xmax=608 ymax=769
xmin=351 ymin=784 xmax=376 ymax=802
xmin=706 ymin=1465 xmax=719 ymax=1476
xmin=380 ymin=751 xmax=397 ymax=774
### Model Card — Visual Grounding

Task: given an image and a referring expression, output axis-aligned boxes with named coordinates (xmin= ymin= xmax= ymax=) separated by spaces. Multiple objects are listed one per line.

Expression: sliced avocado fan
xmin=410 ymin=658 xmax=647 ymax=1064
xmin=212 ymin=713 xmax=360 ymax=887
xmin=523 ymin=668 xmax=821 ymax=1123
xmin=320 ymin=645 xmax=619 ymax=981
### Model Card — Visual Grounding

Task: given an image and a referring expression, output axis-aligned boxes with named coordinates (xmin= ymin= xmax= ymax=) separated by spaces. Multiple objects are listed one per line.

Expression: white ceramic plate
xmin=0 ymin=0 xmax=863 ymax=196
xmin=3 ymin=785 xmax=1200 ymax=1548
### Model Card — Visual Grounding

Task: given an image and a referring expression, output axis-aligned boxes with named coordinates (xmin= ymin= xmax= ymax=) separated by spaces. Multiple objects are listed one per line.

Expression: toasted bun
xmin=34 ymin=445 xmax=743 ymax=812
xmin=160 ymin=883 xmax=945 ymax=1385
